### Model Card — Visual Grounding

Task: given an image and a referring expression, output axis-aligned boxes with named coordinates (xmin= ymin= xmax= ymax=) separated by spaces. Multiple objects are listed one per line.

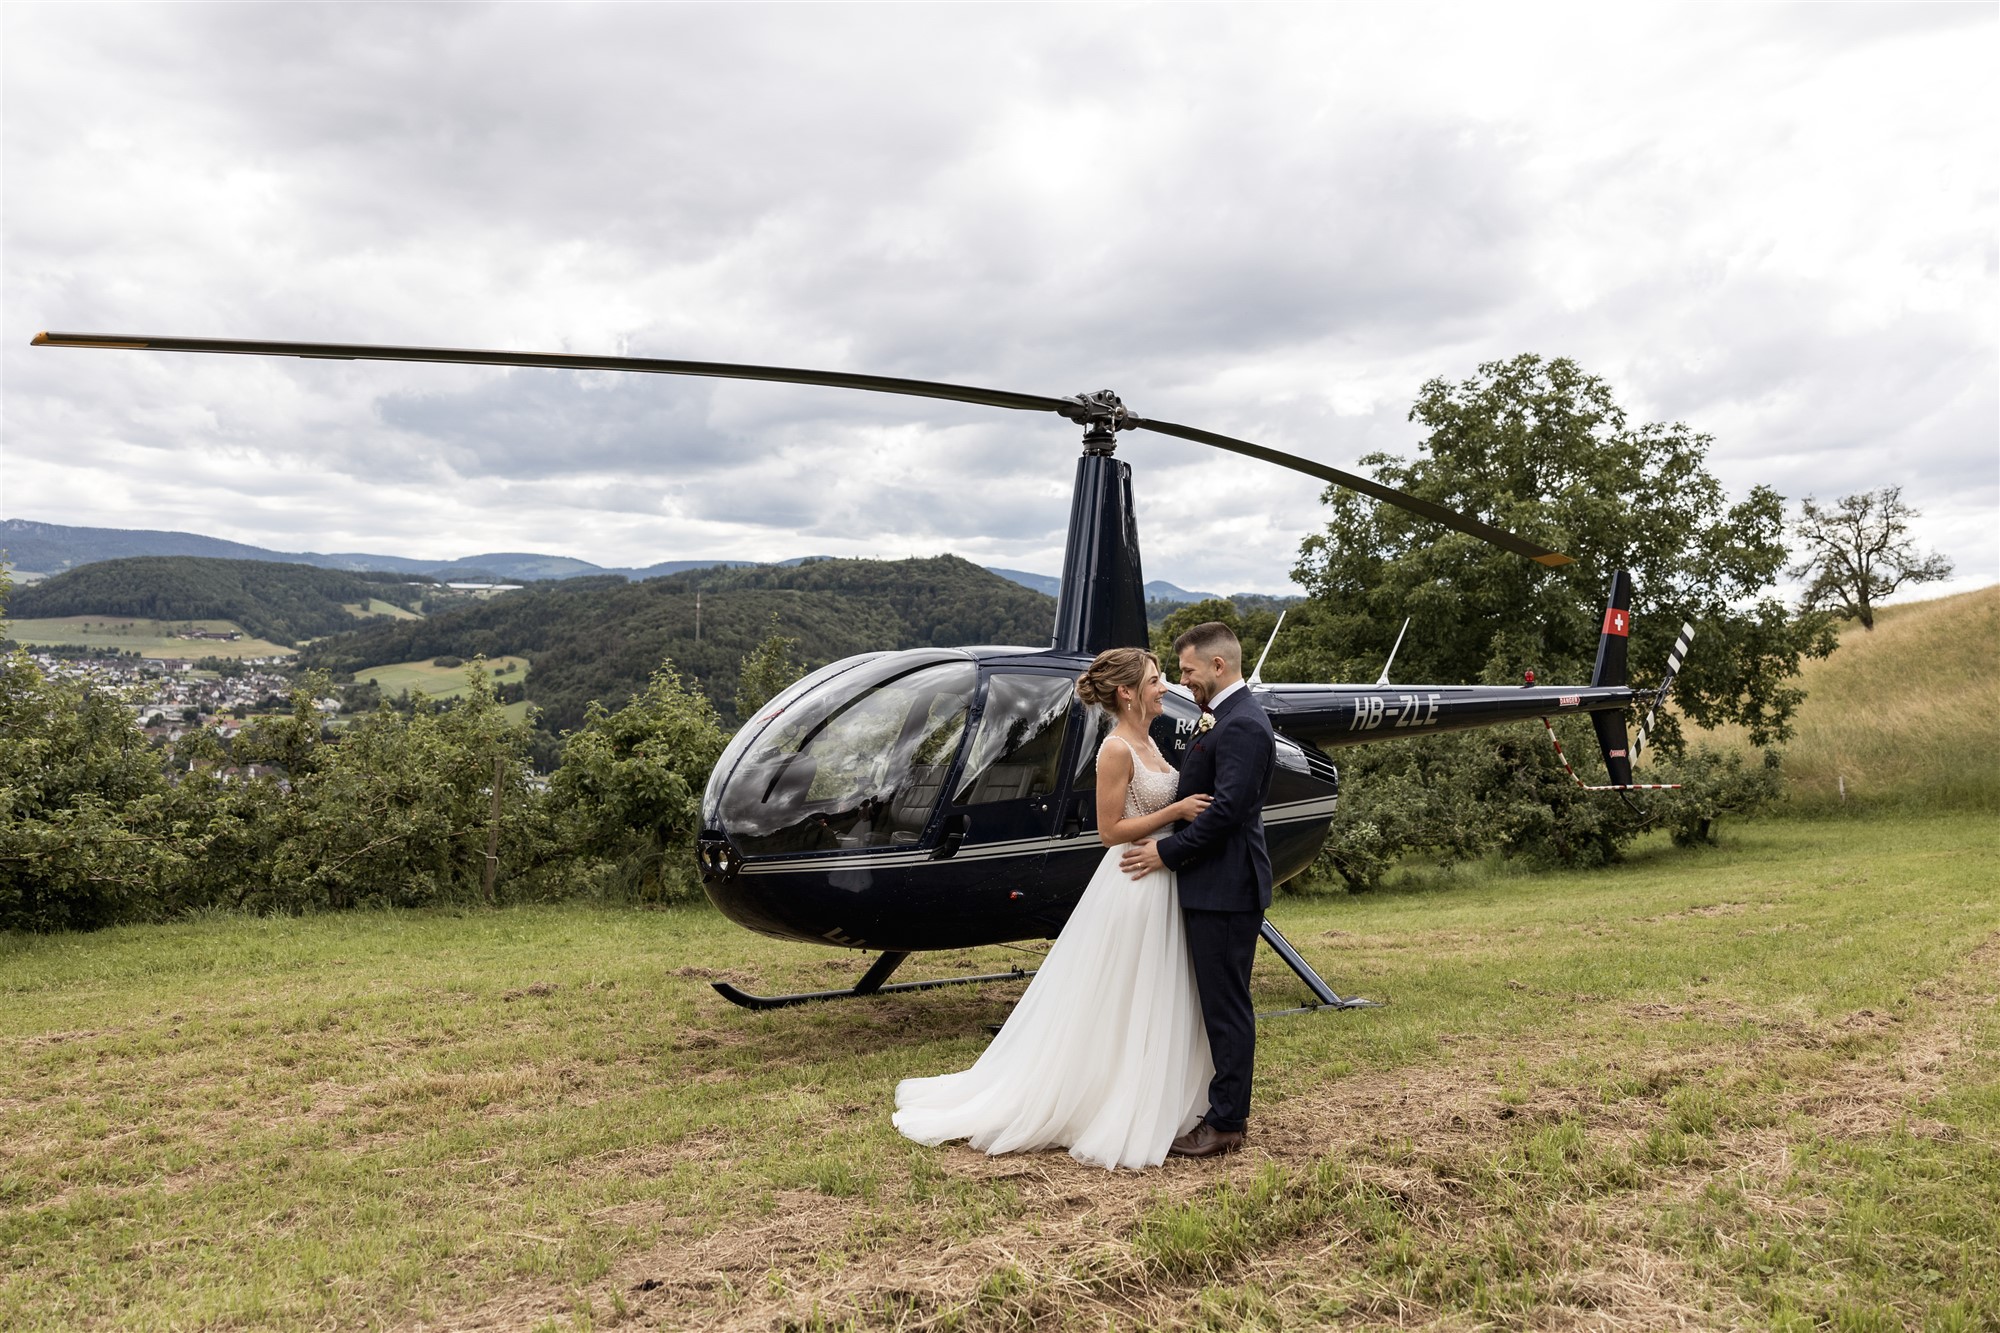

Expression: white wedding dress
xmin=893 ymin=736 xmax=1213 ymax=1169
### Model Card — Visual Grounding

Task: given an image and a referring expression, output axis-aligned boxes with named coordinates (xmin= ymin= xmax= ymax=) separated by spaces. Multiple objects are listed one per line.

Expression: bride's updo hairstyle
xmin=1075 ymin=646 xmax=1158 ymax=713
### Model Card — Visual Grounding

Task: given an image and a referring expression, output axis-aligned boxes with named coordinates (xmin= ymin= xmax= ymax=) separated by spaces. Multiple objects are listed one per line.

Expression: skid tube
xmin=1257 ymin=920 xmax=1381 ymax=1018
xmin=712 ymin=924 xmax=1375 ymax=1016
xmin=711 ymin=949 xmax=1037 ymax=1011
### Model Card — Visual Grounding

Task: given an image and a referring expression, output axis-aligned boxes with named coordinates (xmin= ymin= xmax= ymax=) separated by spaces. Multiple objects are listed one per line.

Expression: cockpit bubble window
xmin=955 ymin=673 xmax=1075 ymax=806
xmin=716 ymin=658 xmax=976 ymax=857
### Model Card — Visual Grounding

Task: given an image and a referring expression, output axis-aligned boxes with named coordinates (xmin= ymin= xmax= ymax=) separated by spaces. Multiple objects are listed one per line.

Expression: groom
xmin=1120 ymin=621 xmax=1274 ymax=1158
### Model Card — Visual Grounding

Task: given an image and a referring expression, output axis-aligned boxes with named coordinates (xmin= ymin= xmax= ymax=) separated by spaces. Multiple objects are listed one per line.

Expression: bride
xmin=892 ymin=646 xmax=1215 ymax=1169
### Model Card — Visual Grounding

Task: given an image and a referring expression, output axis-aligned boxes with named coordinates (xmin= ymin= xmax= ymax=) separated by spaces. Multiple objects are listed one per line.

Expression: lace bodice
xmin=1104 ymin=735 xmax=1180 ymax=818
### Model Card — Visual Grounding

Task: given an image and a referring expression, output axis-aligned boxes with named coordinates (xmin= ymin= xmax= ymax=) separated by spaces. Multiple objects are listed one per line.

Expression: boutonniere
xmin=1196 ymin=712 xmax=1215 ymax=734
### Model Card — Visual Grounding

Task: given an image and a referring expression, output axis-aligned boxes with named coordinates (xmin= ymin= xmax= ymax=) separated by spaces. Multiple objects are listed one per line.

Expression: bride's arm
xmin=1096 ymin=742 xmax=1209 ymax=847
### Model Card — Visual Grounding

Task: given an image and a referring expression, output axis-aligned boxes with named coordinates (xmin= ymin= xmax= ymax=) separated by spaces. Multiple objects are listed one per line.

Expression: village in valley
xmin=22 ymin=646 xmax=325 ymax=749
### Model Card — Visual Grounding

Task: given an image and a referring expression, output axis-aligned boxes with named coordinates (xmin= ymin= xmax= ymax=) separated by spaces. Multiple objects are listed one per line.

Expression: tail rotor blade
xmin=1632 ymin=621 xmax=1695 ymax=761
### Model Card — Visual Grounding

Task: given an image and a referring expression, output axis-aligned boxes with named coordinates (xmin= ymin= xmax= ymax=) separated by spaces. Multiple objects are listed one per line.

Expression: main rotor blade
xmin=34 ymin=330 xmax=1573 ymax=566
xmin=1133 ymin=417 xmax=1573 ymax=567
xmin=29 ymin=331 xmax=1072 ymax=417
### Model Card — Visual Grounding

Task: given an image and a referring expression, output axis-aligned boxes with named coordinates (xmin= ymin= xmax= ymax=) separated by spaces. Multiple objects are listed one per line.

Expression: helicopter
xmin=31 ymin=331 xmax=1690 ymax=1014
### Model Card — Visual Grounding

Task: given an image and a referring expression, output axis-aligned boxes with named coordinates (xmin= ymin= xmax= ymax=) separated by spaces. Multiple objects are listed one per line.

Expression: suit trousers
xmin=1184 ymin=905 xmax=1262 ymax=1132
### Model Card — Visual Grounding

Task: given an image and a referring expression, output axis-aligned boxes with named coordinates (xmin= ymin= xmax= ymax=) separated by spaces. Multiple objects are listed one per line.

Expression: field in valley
xmin=4 ymin=814 xmax=1995 ymax=1331
xmin=357 ymin=656 xmax=533 ymax=724
xmin=4 ymin=615 xmax=295 ymax=659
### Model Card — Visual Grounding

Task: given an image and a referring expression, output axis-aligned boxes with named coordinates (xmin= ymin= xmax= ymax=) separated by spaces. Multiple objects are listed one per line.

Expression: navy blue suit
xmin=1156 ymin=685 xmax=1274 ymax=1132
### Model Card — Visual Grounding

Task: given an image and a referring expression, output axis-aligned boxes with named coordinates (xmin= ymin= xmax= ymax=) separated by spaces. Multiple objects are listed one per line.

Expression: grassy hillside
xmin=4 ymin=815 xmax=1994 ymax=1329
xmin=1690 ymin=585 xmax=2000 ymax=812
xmin=4 ymin=616 xmax=295 ymax=660
xmin=303 ymin=556 xmax=1057 ymax=732
xmin=10 ymin=557 xmax=429 ymax=648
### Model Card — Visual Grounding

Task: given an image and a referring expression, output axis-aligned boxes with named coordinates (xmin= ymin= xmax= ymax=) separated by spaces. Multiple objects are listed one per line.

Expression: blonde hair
xmin=1075 ymin=646 xmax=1158 ymax=712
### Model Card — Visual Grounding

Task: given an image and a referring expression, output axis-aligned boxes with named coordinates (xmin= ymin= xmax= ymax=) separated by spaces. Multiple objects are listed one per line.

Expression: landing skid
xmin=1257 ymin=920 xmax=1381 ymax=1018
xmin=710 ymin=923 xmax=1376 ymax=1016
xmin=711 ymin=949 xmax=1037 ymax=1011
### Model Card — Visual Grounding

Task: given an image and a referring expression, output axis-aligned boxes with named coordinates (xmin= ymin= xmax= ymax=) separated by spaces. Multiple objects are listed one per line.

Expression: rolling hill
xmin=8 ymin=557 xmax=427 ymax=648
xmin=300 ymin=555 xmax=1058 ymax=733
xmin=1688 ymin=585 xmax=2000 ymax=812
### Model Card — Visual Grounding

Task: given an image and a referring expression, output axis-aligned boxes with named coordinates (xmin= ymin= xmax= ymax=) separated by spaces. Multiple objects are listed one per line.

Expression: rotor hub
xmin=1058 ymin=389 xmax=1138 ymax=454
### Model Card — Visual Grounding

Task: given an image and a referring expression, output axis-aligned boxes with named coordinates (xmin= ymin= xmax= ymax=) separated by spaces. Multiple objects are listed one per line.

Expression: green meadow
xmin=357 ymin=655 xmax=533 ymax=724
xmin=4 ymin=616 xmax=295 ymax=660
xmin=4 ymin=813 xmax=1995 ymax=1331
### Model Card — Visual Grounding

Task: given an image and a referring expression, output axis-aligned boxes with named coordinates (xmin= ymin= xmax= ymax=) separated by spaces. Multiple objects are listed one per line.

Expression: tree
xmin=735 ymin=616 xmax=806 ymax=719
xmin=1278 ymin=354 xmax=1831 ymax=883
xmin=1789 ymin=487 xmax=1954 ymax=630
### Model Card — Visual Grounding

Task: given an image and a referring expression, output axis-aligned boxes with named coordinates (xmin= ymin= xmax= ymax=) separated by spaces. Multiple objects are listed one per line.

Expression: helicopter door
xmin=949 ymin=672 xmax=1076 ymax=854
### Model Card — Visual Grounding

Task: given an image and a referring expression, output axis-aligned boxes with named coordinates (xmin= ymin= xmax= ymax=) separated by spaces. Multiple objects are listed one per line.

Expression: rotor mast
xmin=1050 ymin=391 xmax=1149 ymax=656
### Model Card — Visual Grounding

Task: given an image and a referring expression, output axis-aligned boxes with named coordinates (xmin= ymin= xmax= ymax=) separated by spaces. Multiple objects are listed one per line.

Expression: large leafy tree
xmin=1272 ymin=355 xmax=1827 ymax=886
xmin=1284 ymin=354 xmax=1833 ymax=750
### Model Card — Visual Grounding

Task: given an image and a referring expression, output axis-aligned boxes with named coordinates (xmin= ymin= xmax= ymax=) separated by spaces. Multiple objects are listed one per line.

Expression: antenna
xmin=1248 ymin=609 xmax=1286 ymax=685
xmin=1374 ymin=617 xmax=1411 ymax=686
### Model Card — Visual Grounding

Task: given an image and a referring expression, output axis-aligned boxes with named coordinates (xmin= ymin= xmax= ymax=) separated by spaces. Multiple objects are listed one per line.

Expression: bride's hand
xmin=1170 ymin=793 xmax=1212 ymax=821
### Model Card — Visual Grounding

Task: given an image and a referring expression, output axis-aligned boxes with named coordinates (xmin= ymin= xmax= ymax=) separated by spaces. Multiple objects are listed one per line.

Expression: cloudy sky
xmin=4 ymin=3 xmax=1993 ymax=596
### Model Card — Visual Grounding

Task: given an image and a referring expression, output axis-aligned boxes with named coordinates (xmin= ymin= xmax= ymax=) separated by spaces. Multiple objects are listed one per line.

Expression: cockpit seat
xmin=964 ymin=763 xmax=1037 ymax=804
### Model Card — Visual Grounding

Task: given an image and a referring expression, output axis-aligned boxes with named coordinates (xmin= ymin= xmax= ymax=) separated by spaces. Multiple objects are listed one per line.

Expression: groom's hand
xmin=1120 ymin=840 xmax=1165 ymax=879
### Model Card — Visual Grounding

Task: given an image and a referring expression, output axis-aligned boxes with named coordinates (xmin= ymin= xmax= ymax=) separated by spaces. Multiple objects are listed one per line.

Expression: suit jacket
xmin=1157 ymin=686 xmax=1275 ymax=912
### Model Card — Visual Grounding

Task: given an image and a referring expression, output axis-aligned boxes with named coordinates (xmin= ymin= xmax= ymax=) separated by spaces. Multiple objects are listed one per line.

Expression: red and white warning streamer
xmin=1539 ymin=717 xmax=1681 ymax=792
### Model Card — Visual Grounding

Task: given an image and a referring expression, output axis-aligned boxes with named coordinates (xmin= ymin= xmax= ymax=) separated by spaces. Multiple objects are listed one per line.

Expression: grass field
xmin=1688 ymin=586 xmax=2000 ymax=814
xmin=4 ymin=615 xmax=294 ymax=659
xmin=345 ymin=599 xmax=425 ymax=622
xmin=4 ymin=814 xmax=1994 ymax=1331
xmin=356 ymin=656 xmax=533 ymax=724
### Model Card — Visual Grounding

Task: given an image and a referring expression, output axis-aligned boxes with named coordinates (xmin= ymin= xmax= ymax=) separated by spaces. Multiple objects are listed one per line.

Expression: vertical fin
xmin=1591 ymin=570 xmax=1633 ymax=688
xmin=1591 ymin=571 xmax=1634 ymax=785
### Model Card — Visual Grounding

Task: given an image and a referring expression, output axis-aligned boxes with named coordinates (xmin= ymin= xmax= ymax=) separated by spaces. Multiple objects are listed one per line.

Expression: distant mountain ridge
xmin=0 ymin=518 xmax=754 ymax=584
xmin=2 ymin=518 xmax=1263 ymax=606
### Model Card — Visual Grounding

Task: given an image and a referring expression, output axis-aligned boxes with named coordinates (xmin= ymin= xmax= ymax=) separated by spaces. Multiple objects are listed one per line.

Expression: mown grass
xmin=4 ymin=813 xmax=1995 ymax=1329
xmin=1689 ymin=585 xmax=2000 ymax=814
xmin=5 ymin=615 xmax=295 ymax=659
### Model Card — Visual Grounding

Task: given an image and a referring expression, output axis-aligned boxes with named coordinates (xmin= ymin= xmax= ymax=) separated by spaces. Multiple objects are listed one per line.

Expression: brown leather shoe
xmin=1168 ymin=1123 xmax=1245 ymax=1158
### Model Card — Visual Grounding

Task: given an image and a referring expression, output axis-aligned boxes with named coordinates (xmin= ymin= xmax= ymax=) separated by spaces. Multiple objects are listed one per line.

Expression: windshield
xmin=715 ymin=657 xmax=977 ymax=857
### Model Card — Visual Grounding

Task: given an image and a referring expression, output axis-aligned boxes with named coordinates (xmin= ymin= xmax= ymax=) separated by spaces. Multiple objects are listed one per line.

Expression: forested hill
xmin=301 ymin=555 xmax=1057 ymax=732
xmin=10 ymin=557 xmax=426 ymax=647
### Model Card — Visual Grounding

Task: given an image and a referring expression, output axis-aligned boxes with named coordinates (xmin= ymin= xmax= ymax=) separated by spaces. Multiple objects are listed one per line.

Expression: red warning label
xmin=1603 ymin=608 xmax=1631 ymax=637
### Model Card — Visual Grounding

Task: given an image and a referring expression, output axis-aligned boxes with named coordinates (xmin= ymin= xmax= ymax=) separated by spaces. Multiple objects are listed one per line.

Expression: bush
xmin=0 ymin=648 xmax=178 ymax=931
xmin=546 ymin=662 xmax=728 ymax=903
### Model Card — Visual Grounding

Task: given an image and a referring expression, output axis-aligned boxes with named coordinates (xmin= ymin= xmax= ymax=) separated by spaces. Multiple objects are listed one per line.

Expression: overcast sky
xmin=4 ymin=3 xmax=1994 ymax=597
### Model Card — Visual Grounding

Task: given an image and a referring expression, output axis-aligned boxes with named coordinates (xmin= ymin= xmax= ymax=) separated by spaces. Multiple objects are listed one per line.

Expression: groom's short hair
xmin=1174 ymin=621 xmax=1241 ymax=670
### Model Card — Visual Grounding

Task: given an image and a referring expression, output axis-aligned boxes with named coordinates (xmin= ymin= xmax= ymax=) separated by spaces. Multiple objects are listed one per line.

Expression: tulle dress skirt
xmin=892 ymin=844 xmax=1213 ymax=1170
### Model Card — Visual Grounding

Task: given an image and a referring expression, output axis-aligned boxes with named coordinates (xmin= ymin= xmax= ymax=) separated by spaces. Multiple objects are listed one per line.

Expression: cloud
xmin=3 ymin=3 xmax=1991 ymax=596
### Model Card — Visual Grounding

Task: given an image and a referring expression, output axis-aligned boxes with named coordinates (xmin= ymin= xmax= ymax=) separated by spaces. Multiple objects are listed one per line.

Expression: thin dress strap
xmin=1102 ymin=732 xmax=1164 ymax=774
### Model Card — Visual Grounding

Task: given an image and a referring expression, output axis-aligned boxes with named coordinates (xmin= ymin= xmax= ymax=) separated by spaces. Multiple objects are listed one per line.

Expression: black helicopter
xmin=32 ymin=331 xmax=1688 ymax=1014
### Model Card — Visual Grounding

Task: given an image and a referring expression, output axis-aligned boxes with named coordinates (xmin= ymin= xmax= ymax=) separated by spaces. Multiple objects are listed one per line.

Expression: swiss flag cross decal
xmin=1603 ymin=608 xmax=1631 ymax=637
